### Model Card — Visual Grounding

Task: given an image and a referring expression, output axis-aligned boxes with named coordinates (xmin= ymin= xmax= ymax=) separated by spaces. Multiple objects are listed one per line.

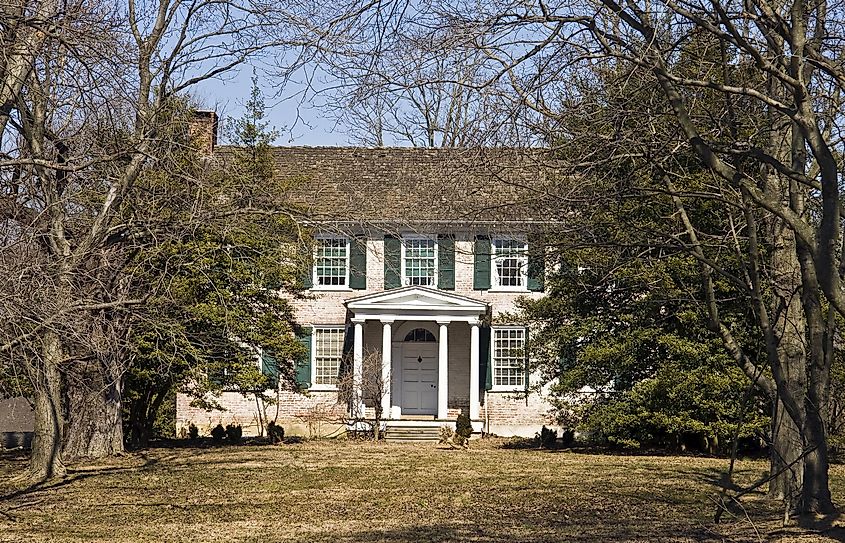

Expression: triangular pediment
xmin=346 ymin=286 xmax=488 ymax=314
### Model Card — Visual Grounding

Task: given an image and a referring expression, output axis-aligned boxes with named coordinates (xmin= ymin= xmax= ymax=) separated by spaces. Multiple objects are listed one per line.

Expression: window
xmin=403 ymin=328 xmax=436 ymax=342
xmin=313 ymin=327 xmax=344 ymax=386
xmin=492 ymin=327 xmax=526 ymax=388
xmin=314 ymin=237 xmax=349 ymax=288
xmin=492 ymin=238 xmax=528 ymax=290
xmin=402 ymin=236 xmax=437 ymax=287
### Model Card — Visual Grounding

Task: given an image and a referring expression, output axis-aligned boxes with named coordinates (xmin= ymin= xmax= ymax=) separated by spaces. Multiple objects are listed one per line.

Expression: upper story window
xmin=492 ymin=327 xmax=526 ymax=389
xmin=314 ymin=236 xmax=349 ymax=288
xmin=402 ymin=236 xmax=437 ymax=287
xmin=492 ymin=238 xmax=528 ymax=290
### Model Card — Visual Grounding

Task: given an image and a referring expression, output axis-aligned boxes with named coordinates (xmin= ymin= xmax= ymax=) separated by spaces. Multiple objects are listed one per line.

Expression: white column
xmin=437 ymin=321 xmax=449 ymax=420
xmin=469 ymin=320 xmax=480 ymax=420
xmin=352 ymin=319 xmax=365 ymax=418
xmin=381 ymin=320 xmax=393 ymax=420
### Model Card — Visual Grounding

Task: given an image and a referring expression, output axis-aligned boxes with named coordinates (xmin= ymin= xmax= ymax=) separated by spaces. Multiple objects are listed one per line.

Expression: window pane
xmin=404 ymin=238 xmax=436 ymax=286
xmin=492 ymin=328 xmax=526 ymax=387
xmin=315 ymin=238 xmax=348 ymax=286
xmin=314 ymin=328 xmax=344 ymax=385
xmin=493 ymin=239 xmax=526 ymax=288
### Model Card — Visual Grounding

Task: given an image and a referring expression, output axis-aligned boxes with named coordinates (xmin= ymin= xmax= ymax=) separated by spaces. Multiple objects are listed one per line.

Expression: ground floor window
xmin=313 ymin=327 xmax=345 ymax=386
xmin=492 ymin=327 xmax=526 ymax=388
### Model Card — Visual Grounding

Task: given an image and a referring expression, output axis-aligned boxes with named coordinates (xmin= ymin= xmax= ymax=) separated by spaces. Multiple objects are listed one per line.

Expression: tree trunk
xmin=767 ymin=218 xmax=810 ymax=511
xmin=29 ymin=331 xmax=66 ymax=480
xmin=768 ymin=398 xmax=803 ymax=504
xmin=63 ymin=356 xmax=124 ymax=459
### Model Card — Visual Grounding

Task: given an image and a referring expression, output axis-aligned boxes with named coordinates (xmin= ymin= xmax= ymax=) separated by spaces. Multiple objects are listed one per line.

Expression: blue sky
xmin=192 ymin=66 xmax=350 ymax=147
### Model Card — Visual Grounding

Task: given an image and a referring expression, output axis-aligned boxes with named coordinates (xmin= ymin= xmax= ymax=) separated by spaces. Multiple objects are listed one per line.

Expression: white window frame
xmin=310 ymin=326 xmax=345 ymax=390
xmin=400 ymin=234 xmax=438 ymax=287
xmin=490 ymin=237 xmax=529 ymax=292
xmin=312 ymin=235 xmax=351 ymax=291
xmin=491 ymin=326 xmax=527 ymax=391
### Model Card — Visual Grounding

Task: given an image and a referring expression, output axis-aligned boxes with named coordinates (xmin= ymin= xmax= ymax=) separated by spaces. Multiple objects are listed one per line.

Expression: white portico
xmin=345 ymin=286 xmax=489 ymax=421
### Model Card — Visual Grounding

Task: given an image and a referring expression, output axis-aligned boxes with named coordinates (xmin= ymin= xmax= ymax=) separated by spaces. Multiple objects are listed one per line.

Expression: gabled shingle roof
xmin=220 ymin=146 xmax=564 ymax=227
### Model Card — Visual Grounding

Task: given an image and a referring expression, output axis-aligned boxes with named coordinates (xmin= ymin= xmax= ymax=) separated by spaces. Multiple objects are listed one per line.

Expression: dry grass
xmin=1 ymin=439 xmax=844 ymax=542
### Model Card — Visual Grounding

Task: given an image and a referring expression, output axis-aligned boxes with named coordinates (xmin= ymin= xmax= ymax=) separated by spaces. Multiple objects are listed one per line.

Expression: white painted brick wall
xmin=177 ymin=230 xmax=554 ymax=438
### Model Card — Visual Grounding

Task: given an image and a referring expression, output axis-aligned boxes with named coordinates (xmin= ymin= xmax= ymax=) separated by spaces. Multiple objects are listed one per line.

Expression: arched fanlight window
xmin=403 ymin=328 xmax=436 ymax=342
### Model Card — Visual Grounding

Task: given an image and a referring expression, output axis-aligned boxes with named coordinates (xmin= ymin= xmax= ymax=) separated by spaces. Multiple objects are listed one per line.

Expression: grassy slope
xmin=1 ymin=440 xmax=843 ymax=542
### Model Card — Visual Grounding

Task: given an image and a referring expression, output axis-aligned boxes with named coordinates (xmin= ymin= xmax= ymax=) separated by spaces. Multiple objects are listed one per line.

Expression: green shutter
xmin=437 ymin=235 xmax=455 ymax=290
xmin=340 ymin=324 xmax=355 ymax=380
xmin=523 ymin=327 xmax=530 ymax=394
xmin=473 ymin=236 xmax=491 ymax=290
xmin=527 ymin=236 xmax=545 ymax=292
xmin=384 ymin=235 xmax=402 ymax=289
xmin=480 ymin=326 xmax=492 ymax=391
xmin=261 ymin=351 xmax=279 ymax=388
xmin=349 ymin=237 xmax=367 ymax=290
xmin=299 ymin=242 xmax=313 ymax=289
xmin=295 ymin=327 xmax=312 ymax=390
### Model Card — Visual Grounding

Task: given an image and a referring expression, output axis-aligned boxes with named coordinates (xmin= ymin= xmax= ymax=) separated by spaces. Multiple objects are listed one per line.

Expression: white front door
xmin=401 ymin=343 xmax=438 ymax=414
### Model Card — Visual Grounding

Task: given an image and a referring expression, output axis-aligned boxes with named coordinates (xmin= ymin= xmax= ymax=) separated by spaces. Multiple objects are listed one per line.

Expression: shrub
xmin=210 ymin=423 xmax=226 ymax=443
xmin=267 ymin=421 xmax=285 ymax=444
xmin=560 ymin=428 xmax=575 ymax=447
xmin=537 ymin=425 xmax=558 ymax=449
xmin=225 ymin=424 xmax=242 ymax=444
xmin=455 ymin=413 xmax=473 ymax=440
xmin=188 ymin=423 xmax=199 ymax=440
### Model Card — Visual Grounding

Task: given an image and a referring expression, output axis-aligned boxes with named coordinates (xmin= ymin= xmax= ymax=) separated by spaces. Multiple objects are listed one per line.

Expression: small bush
xmin=455 ymin=413 xmax=473 ymax=440
xmin=267 ymin=421 xmax=285 ymax=444
xmin=537 ymin=425 xmax=558 ymax=449
xmin=225 ymin=424 xmax=242 ymax=444
xmin=210 ymin=423 xmax=226 ymax=443
xmin=188 ymin=423 xmax=199 ymax=440
xmin=560 ymin=428 xmax=575 ymax=447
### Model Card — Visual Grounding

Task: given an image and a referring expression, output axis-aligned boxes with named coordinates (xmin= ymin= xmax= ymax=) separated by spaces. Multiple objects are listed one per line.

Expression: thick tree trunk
xmin=63 ymin=357 xmax=124 ymax=459
xmin=767 ymin=220 xmax=811 ymax=511
xmin=29 ymin=331 xmax=66 ymax=480
xmin=768 ymin=398 xmax=803 ymax=503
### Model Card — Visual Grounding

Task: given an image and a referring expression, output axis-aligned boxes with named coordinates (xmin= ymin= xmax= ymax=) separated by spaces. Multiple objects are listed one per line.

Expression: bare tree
xmin=0 ymin=0 xmax=343 ymax=480
xmin=338 ymin=350 xmax=391 ymax=440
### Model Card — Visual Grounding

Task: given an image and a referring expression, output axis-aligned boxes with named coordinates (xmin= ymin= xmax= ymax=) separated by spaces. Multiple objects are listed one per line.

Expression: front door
xmin=401 ymin=343 xmax=438 ymax=414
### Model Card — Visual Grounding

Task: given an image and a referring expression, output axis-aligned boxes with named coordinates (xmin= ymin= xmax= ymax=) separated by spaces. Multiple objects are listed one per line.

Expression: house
xmin=176 ymin=115 xmax=565 ymax=439
xmin=0 ymin=397 xmax=34 ymax=449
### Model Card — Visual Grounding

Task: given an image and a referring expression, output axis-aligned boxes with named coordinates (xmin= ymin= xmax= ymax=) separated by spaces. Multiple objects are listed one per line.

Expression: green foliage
xmin=455 ymin=413 xmax=473 ymax=440
xmin=522 ymin=246 xmax=769 ymax=453
xmin=122 ymin=91 xmax=306 ymax=449
xmin=267 ymin=421 xmax=285 ymax=444
xmin=536 ymin=426 xmax=558 ymax=449
xmin=225 ymin=424 xmax=243 ymax=444
xmin=211 ymin=424 xmax=226 ymax=443
xmin=188 ymin=424 xmax=199 ymax=440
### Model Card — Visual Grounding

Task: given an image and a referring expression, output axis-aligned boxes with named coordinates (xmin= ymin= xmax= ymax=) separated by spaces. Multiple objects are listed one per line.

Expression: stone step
xmin=384 ymin=425 xmax=442 ymax=442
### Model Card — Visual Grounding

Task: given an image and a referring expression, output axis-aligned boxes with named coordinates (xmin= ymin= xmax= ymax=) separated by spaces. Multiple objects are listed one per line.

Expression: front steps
xmin=384 ymin=422 xmax=444 ymax=442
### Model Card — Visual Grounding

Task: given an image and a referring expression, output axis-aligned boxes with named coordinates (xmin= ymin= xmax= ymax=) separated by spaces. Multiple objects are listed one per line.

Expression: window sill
xmin=308 ymin=385 xmax=338 ymax=392
xmin=488 ymin=287 xmax=530 ymax=293
xmin=490 ymin=386 xmax=527 ymax=393
xmin=310 ymin=286 xmax=354 ymax=292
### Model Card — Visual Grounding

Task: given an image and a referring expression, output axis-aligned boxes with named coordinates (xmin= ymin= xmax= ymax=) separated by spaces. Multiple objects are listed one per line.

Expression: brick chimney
xmin=189 ymin=110 xmax=218 ymax=156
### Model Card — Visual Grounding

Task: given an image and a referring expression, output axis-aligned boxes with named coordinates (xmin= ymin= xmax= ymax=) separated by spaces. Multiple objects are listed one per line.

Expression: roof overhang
xmin=345 ymin=286 xmax=489 ymax=323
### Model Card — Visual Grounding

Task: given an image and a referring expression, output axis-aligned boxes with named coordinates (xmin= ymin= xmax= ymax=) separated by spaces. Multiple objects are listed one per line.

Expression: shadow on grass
xmin=144 ymin=435 xmax=306 ymax=449
xmin=317 ymin=522 xmax=731 ymax=543
xmin=0 ymin=437 xmax=308 ymax=517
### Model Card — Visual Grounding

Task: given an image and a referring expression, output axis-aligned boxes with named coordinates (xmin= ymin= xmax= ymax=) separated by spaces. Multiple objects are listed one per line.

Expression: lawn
xmin=1 ymin=439 xmax=843 ymax=542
